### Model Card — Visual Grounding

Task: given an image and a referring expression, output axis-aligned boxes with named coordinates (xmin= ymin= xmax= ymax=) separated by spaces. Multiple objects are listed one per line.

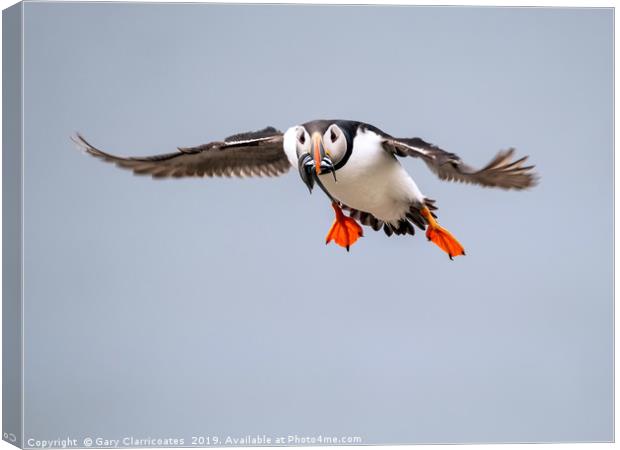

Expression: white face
xmin=281 ymin=123 xmax=347 ymax=193
xmin=295 ymin=127 xmax=311 ymax=159
xmin=281 ymin=124 xmax=348 ymax=171
xmin=282 ymin=126 xmax=307 ymax=168
xmin=321 ymin=124 xmax=347 ymax=165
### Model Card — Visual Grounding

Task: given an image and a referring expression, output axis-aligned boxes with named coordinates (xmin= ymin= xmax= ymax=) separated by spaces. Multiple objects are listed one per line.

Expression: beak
xmin=312 ymin=133 xmax=338 ymax=182
xmin=312 ymin=133 xmax=325 ymax=175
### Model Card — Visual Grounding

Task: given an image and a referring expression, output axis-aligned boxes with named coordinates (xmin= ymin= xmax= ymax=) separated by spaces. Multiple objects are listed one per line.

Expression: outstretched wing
xmin=73 ymin=127 xmax=291 ymax=178
xmin=383 ymin=136 xmax=538 ymax=190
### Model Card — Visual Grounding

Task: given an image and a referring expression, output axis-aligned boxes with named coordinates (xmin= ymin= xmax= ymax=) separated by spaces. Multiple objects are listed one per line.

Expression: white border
xmin=0 ymin=2 xmax=615 ymax=450
xmin=0 ymin=0 xmax=618 ymax=5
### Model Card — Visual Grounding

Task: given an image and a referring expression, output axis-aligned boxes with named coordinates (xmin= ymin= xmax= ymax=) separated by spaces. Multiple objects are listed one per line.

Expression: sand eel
xmin=73 ymin=120 xmax=538 ymax=258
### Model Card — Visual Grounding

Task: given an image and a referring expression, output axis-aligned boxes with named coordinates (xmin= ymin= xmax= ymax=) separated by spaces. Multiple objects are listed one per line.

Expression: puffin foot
xmin=325 ymin=202 xmax=363 ymax=251
xmin=420 ymin=207 xmax=465 ymax=260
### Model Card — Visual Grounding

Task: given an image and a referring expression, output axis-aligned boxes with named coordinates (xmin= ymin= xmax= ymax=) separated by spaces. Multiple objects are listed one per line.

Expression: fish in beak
xmin=298 ymin=153 xmax=315 ymax=193
xmin=297 ymin=133 xmax=338 ymax=194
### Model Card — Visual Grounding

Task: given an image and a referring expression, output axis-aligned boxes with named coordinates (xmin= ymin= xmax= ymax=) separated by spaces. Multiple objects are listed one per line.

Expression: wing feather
xmin=383 ymin=136 xmax=538 ymax=190
xmin=73 ymin=127 xmax=290 ymax=179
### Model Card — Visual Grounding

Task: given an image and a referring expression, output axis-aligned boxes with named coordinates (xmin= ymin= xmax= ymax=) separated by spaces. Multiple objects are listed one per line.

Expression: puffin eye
xmin=330 ymin=128 xmax=338 ymax=142
xmin=298 ymin=133 xmax=305 ymax=145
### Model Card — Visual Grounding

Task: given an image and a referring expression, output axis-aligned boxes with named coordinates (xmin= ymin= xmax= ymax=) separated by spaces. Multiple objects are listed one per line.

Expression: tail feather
xmin=340 ymin=199 xmax=465 ymax=261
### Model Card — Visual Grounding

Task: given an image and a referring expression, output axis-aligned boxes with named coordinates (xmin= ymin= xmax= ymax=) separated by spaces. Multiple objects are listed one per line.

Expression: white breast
xmin=319 ymin=128 xmax=425 ymax=224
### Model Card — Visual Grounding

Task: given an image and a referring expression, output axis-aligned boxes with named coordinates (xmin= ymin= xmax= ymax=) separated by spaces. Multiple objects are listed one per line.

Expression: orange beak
xmin=312 ymin=133 xmax=325 ymax=175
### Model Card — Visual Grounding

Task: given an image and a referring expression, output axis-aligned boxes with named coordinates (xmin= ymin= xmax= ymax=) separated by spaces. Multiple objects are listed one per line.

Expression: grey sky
xmin=19 ymin=3 xmax=612 ymax=445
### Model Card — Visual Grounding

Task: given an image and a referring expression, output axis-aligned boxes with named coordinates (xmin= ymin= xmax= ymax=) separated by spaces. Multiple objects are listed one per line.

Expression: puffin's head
xmin=295 ymin=122 xmax=348 ymax=192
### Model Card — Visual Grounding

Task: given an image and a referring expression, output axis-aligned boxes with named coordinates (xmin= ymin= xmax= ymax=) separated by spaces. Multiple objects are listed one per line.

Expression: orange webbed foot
xmin=325 ymin=202 xmax=363 ymax=251
xmin=421 ymin=207 xmax=465 ymax=260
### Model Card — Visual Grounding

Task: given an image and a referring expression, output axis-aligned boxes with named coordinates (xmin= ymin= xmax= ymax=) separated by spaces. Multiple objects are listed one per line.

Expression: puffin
xmin=73 ymin=120 xmax=538 ymax=259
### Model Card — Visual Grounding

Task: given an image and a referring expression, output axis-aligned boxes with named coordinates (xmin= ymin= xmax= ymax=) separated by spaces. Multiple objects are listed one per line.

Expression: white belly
xmin=318 ymin=129 xmax=425 ymax=224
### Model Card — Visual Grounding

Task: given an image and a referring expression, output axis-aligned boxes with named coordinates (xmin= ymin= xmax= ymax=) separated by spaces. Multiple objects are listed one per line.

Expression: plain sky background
xmin=18 ymin=3 xmax=612 ymax=445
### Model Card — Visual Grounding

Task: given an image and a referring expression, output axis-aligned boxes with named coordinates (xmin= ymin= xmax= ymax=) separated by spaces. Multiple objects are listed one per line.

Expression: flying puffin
xmin=73 ymin=120 xmax=538 ymax=259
